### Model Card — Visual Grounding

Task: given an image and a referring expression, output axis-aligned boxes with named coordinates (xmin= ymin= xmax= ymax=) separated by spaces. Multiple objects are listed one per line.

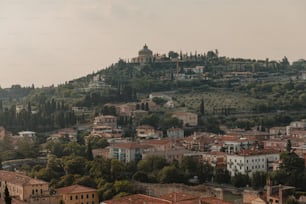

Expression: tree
xmin=168 ymin=51 xmax=179 ymax=59
xmin=4 ymin=185 xmax=11 ymax=204
xmin=86 ymin=141 xmax=94 ymax=161
xmin=200 ymin=98 xmax=205 ymax=115
xmin=251 ymin=171 xmax=267 ymax=189
xmin=286 ymin=139 xmax=292 ymax=152
xmin=159 ymin=165 xmax=183 ymax=183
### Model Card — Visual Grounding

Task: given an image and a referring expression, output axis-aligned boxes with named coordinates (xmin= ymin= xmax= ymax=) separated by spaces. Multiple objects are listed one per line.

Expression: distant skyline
xmin=0 ymin=0 xmax=305 ymax=88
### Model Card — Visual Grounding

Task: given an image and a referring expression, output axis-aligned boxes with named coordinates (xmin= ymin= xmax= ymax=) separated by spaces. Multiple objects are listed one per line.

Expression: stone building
xmin=131 ymin=44 xmax=154 ymax=64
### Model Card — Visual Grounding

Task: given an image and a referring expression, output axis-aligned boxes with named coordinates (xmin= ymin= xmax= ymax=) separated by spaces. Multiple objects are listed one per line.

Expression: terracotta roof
xmin=56 ymin=185 xmax=97 ymax=195
xmin=142 ymin=139 xmax=171 ymax=145
xmin=111 ymin=142 xmax=152 ymax=149
xmin=103 ymin=194 xmax=171 ymax=204
xmin=201 ymin=197 xmax=232 ymax=204
xmin=235 ymin=149 xmax=280 ymax=156
xmin=0 ymin=170 xmax=48 ymax=186
xmin=160 ymin=192 xmax=198 ymax=202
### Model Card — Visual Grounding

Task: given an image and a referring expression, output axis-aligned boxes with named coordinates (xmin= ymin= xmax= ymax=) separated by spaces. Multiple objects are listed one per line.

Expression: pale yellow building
xmin=56 ymin=184 xmax=99 ymax=204
xmin=0 ymin=170 xmax=60 ymax=204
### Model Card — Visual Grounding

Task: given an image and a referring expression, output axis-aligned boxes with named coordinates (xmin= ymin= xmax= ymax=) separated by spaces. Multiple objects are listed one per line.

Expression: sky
xmin=0 ymin=0 xmax=305 ymax=88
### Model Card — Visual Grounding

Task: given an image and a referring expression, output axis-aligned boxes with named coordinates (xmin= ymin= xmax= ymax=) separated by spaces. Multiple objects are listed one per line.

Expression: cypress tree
xmin=4 ymin=185 xmax=11 ymax=204
xmin=200 ymin=98 xmax=205 ymax=115
xmin=86 ymin=141 xmax=94 ymax=161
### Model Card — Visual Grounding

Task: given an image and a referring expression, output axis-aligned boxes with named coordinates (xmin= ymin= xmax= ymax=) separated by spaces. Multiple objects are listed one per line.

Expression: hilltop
xmin=0 ymin=45 xmax=306 ymax=134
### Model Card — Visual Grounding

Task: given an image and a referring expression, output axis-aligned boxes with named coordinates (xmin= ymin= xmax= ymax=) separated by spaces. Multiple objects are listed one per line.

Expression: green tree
xmin=4 ymin=185 xmax=11 ymax=204
xmin=286 ymin=139 xmax=292 ymax=152
xmin=251 ymin=171 xmax=267 ymax=189
xmin=200 ymin=98 xmax=205 ymax=115
xmin=159 ymin=165 xmax=183 ymax=183
xmin=86 ymin=142 xmax=93 ymax=161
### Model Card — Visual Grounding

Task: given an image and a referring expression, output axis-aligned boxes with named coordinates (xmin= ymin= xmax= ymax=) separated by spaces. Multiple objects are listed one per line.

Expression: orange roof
xmin=142 ymin=139 xmax=171 ymax=145
xmin=201 ymin=197 xmax=232 ymax=204
xmin=56 ymin=185 xmax=97 ymax=195
xmin=236 ymin=149 xmax=280 ymax=156
xmin=160 ymin=192 xmax=198 ymax=202
xmin=104 ymin=194 xmax=171 ymax=204
xmin=111 ymin=142 xmax=152 ymax=149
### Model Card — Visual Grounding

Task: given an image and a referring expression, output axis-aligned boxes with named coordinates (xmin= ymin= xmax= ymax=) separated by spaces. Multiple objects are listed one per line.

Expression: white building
xmin=18 ymin=131 xmax=36 ymax=138
xmin=227 ymin=150 xmax=280 ymax=176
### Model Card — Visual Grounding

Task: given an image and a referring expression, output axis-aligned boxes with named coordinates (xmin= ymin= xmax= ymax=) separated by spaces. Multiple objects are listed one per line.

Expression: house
xmin=102 ymin=194 xmax=171 ymax=204
xmin=49 ymin=128 xmax=78 ymax=142
xmin=172 ymin=112 xmax=198 ymax=126
xmin=93 ymin=115 xmax=117 ymax=128
xmin=56 ymin=184 xmax=99 ymax=204
xmin=221 ymin=135 xmax=255 ymax=154
xmin=167 ymin=128 xmax=184 ymax=139
xmin=269 ymin=126 xmax=286 ymax=137
xmin=92 ymin=148 xmax=110 ymax=158
xmin=109 ymin=142 xmax=153 ymax=163
xmin=0 ymin=170 xmax=60 ymax=204
xmin=227 ymin=149 xmax=280 ymax=176
xmin=102 ymin=192 xmax=231 ymax=204
xmin=18 ymin=131 xmax=36 ymax=138
xmin=263 ymin=139 xmax=287 ymax=152
xmin=201 ymin=152 xmax=227 ymax=168
xmin=182 ymin=133 xmax=215 ymax=152
xmin=136 ymin=125 xmax=160 ymax=139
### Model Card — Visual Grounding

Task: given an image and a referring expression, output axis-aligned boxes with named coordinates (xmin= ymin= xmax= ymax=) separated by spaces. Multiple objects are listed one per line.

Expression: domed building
xmin=131 ymin=44 xmax=154 ymax=63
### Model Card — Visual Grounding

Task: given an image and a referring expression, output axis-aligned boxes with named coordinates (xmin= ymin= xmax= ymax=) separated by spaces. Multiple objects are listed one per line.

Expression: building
xmin=93 ymin=115 xmax=117 ymax=128
xmin=56 ymin=185 xmax=99 ymax=204
xmin=18 ymin=131 xmax=36 ymax=139
xmin=131 ymin=44 xmax=154 ymax=64
xmin=172 ymin=112 xmax=198 ymax=127
xmin=167 ymin=128 xmax=184 ymax=139
xmin=102 ymin=192 xmax=231 ymax=204
xmin=109 ymin=142 xmax=153 ymax=163
xmin=136 ymin=125 xmax=160 ymax=139
xmin=49 ymin=128 xmax=78 ymax=142
xmin=0 ymin=170 xmax=60 ymax=204
xmin=102 ymin=194 xmax=171 ymax=204
xmin=227 ymin=150 xmax=280 ymax=176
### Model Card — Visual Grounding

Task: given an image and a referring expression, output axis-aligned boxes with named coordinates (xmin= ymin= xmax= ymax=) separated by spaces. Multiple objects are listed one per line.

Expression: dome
xmin=138 ymin=44 xmax=153 ymax=56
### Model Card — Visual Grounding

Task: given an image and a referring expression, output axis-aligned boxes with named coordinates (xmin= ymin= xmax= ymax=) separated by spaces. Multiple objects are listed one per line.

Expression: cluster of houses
xmin=2 ymin=99 xmax=306 ymax=203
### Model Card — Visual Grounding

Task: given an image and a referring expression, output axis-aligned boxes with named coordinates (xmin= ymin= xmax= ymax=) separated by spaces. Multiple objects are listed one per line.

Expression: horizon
xmin=1 ymin=0 xmax=305 ymax=88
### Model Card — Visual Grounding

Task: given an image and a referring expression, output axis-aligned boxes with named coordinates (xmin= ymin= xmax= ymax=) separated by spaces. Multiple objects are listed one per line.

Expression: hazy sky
xmin=0 ymin=0 xmax=305 ymax=88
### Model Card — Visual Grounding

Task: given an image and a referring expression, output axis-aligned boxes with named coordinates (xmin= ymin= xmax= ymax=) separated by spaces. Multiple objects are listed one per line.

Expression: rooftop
xmin=56 ymin=185 xmax=97 ymax=195
xmin=0 ymin=170 xmax=48 ymax=186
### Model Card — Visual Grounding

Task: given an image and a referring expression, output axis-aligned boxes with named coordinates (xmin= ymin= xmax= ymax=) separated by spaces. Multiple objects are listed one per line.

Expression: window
xmin=86 ymin=194 xmax=89 ymax=199
xmin=92 ymin=194 xmax=95 ymax=198
xmin=70 ymin=196 xmax=73 ymax=200
xmin=81 ymin=195 xmax=83 ymax=199
xmin=41 ymin=189 xmax=43 ymax=194
xmin=76 ymin=195 xmax=78 ymax=200
xmin=32 ymin=190 xmax=34 ymax=195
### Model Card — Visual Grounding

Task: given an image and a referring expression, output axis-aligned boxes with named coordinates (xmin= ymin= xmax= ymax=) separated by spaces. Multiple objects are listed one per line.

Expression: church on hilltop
xmin=131 ymin=44 xmax=154 ymax=64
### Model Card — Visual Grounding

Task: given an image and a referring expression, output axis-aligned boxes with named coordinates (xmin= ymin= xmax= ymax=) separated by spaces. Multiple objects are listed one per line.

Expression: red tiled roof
xmin=142 ymin=139 xmax=171 ymax=145
xmin=56 ymin=185 xmax=97 ymax=195
xmin=103 ymin=194 xmax=171 ymax=204
xmin=160 ymin=192 xmax=198 ymax=202
xmin=111 ymin=142 xmax=152 ymax=149
xmin=201 ymin=197 xmax=232 ymax=204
